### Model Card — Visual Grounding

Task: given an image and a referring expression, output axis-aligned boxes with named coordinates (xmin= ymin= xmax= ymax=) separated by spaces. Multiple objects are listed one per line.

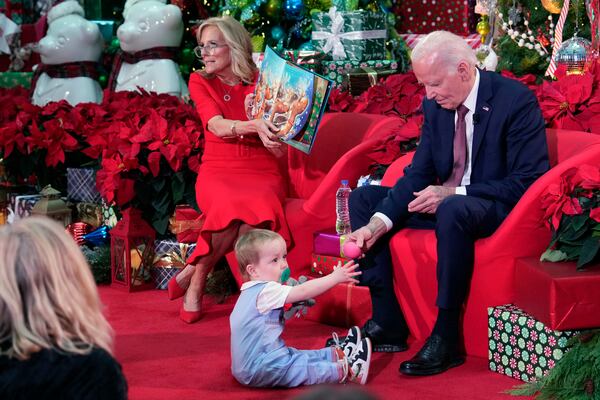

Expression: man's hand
xmin=346 ymin=216 xmax=388 ymax=253
xmin=408 ymin=185 xmax=456 ymax=214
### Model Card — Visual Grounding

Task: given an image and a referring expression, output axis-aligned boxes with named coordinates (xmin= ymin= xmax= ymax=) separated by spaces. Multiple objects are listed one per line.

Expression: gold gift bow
xmin=153 ymin=243 xmax=192 ymax=269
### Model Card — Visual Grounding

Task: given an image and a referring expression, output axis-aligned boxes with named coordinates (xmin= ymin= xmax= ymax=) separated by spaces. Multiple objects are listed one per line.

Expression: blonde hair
xmin=411 ymin=30 xmax=477 ymax=73
xmin=196 ymin=16 xmax=257 ymax=84
xmin=234 ymin=229 xmax=283 ymax=279
xmin=0 ymin=217 xmax=114 ymax=360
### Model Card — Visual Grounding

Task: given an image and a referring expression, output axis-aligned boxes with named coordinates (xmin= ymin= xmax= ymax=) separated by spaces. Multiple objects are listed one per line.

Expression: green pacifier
xmin=280 ymin=267 xmax=291 ymax=284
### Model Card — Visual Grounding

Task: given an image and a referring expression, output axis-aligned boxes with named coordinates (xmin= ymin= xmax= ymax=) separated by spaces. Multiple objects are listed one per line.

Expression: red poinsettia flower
xmin=327 ymin=87 xmax=355 ymax=112
xmin=95 ymin=152 xmax=141 ymax=204
xmin=590 ymin=207 xmax=600 ymax=223
xmin=353 ymin=72 xmax=424 ymax=118
xmin=536 ymin=72 xmax=599 ymax=131
xmin=540 ymin=167 xmax=583 ymax=230
xmin=24 ymin=119 xmax=80 ymax=167
xmin=500 ymin=70 xmax=539 ymax=92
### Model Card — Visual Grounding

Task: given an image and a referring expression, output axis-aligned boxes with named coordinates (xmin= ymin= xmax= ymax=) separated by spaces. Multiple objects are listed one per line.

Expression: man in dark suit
xmin=332 ymin=31 xmax=549 ymax=376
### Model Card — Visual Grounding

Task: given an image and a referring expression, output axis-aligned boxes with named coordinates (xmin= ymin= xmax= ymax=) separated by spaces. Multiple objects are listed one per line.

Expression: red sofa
xmin=226 ymin=112 xmax=417 ymax=284
xmin=380 ymin=128 xmax=600 ymax=357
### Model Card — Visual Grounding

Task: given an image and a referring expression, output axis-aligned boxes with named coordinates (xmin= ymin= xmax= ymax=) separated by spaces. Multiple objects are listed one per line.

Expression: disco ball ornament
xmin=556 ymin=35 xmax=592 ymax=75
xmin=541 ymin=0 xmax=563 ymax=14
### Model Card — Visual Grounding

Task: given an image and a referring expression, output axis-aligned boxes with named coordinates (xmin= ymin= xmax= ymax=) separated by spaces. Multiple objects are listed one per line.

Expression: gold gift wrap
xmin=153 ymin=243 xmax=193 ymax=269
xmin=76 ymin=202 xmax=103 ymax=228
xmin=345 ymin=68 xmax=398 ymax=96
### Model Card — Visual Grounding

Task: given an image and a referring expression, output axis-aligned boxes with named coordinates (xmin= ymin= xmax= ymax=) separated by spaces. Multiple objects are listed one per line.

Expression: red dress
xmin=186 ymin=72 xmax=291 ymax=264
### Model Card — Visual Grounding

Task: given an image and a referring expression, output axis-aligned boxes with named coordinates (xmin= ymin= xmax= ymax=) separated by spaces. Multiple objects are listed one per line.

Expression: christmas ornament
xmin=66 ymin=222 xmax=93 ymax=245
xmin=271 ymin=25 xmax=286 ymax=41
xmin=82 ymin=225 xmax=111 ymax=247
xmin=546 ymin=0 xmax=571 ymax=77
xmin=265 ymin=0 xmax=282 ymax=18
xmin=298 ymin=41 xmax=315 ymax=50
xmin=251 ymin=34 xmax=265 ymax=52
xmin=556 ymin=34 xmax=592 ymax=74
xmin=477 ymin=15 xmax=491 ymax=43
xmin=284 ymin=0 xmax=305 ymax=21
xmin=542 ymin=0 xmax=563 ymax=14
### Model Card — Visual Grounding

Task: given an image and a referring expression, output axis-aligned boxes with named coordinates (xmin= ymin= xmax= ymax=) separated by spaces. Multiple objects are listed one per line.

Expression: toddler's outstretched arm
xmin=286 ymin=261 xmax=360 ymax=304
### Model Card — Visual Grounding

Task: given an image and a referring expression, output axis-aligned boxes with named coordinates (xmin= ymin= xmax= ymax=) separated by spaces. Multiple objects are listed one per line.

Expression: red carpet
xmin=99 ymin=286 xmax=532 ymax=400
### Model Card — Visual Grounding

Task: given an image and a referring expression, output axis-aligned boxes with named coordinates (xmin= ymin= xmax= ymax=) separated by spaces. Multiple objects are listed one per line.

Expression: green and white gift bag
xmin=488 ymin=304 xmax=580 ymax=382
xmin=311 ymin=7 xmax=387 ymax=61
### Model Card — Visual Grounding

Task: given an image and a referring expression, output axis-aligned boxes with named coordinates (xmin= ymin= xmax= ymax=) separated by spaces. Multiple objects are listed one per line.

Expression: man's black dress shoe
xmin=325 ymin=319 xmax=408 ymax=353
xmin=399 ymin=334 xmax=465 ymax=376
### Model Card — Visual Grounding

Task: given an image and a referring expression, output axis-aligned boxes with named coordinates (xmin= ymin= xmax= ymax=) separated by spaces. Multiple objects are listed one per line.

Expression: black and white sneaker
xmin=348 ymin=338 xmax=372 ymax=385
xmin=331 ymin=326 xmax=361 ymax=359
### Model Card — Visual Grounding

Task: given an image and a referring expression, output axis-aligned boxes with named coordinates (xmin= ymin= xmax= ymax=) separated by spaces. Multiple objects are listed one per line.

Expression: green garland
xmin=496 ymin=0 xmax=591 ymax=77
xmin=510 ymin=330 xmax=600 ymax=399
xmin=81 ymin=245 xmax=112 ymax=284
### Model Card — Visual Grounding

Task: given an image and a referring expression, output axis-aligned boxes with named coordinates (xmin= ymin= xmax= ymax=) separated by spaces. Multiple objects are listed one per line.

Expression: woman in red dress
xmin=167 ymin=16 xmax=291 ymax=323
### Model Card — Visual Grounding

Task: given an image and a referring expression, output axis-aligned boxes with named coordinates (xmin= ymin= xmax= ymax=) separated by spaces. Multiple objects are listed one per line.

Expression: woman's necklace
xmin=218 ymin=76 xmax=241 ymax=102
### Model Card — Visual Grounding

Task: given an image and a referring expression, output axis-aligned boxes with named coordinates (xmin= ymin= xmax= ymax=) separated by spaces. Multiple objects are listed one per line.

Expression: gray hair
xmin=411 ymin=31 xmax=477 ymax=72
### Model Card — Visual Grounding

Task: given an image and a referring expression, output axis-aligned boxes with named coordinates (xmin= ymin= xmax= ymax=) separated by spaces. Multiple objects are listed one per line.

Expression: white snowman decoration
xmin=113 ymin=0 xmax=188 ymax=97
xmin=32 ymin=1 xmax=104 ymax=106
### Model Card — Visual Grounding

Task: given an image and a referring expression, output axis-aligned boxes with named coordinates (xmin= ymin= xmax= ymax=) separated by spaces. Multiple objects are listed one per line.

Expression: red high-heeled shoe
xmin=167 ymin=276 xmax=187 ymax=300
xmin=179 ymin=306 xmax=203 ymax=324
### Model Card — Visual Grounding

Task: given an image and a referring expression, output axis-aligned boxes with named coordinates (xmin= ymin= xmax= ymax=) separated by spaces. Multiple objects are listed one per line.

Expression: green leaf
xmin=540 ymin=248 xmax=568 ymax=262
xmin=577 ymin=237 xmax=600 ymax=270
xmin=151 ymin=188 xmax=170 ymax=212
xmin=171 ymin=172 xmax=185 ymax=204
xmin=151 ymin=177 xmax=166 ymax=191
xmin=151 ymin=213 xmax=170 ymax=235
xmin=570 ymin=213 xmax=588 ymax=233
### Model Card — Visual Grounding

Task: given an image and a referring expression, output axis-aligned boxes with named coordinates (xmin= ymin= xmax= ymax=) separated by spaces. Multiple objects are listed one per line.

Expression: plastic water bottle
xmin=335 ymin=180 xmax=352 ymax=235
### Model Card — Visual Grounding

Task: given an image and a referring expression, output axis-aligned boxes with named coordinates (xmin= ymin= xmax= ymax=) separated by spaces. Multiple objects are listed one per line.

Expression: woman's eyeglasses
xmin=194 ymin=42 xmax=228 ymax=58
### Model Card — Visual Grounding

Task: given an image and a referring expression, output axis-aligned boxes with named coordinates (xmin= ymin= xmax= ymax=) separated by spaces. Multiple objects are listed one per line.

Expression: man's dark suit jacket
xmin=376 ymin=69 xmax=550 ymax=223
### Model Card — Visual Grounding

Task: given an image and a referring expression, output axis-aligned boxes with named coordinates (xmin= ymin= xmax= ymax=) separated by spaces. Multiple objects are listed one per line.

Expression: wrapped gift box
xmin=488 ymin=304 xmax=580 ymax=382
xmin=67 ymin=168 xmax=102 ymax=203
xmin=311 ymin=253 xmax=350 ymax=275
xmin=346 ymin=67 xmax=398 ymax=96
xmin=311 ymin=8 xmax=387 ymax=61
xmin=322 ymin=59 xmax=398 ymax=88
xmin=313 ymin=229 xmax=350 ymax=257
xmin=282 ymin=49 xmax=325 ymax=73
xmin=7 ymin=194 xmax=41 ymax=223
xmin=170 ymin=205 xmax=203 ymax=244
xmin=304 ymin=279 xmax=372 ymax=328
xmin=76 ymin=202 xmax=103 ymax=228
xmin=101 ymin=200 xmax=119 ymax=228
xmin=514 ymin=257 xmax=600 ymax=331
xmin=0 ymin=72 xmax=33 ymax=88
xmin=397 ymin=0 xmax=477 ymax=35
xmin=152 ymin=239 xmax=196 ymax=289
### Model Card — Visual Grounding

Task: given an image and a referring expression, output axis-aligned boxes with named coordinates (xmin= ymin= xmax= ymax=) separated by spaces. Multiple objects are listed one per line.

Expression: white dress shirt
xmin=374 ymin=69 xmax=481 ymax=231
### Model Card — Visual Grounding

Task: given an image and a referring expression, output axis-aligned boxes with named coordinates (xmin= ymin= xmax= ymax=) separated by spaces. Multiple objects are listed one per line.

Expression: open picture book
xmin=251 ymin=47 xmax=332 ymax=154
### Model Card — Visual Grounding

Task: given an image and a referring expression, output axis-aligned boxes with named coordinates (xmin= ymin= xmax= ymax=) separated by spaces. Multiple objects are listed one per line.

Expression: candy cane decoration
xmin=546 ymin=0 xmax=571 ymax=78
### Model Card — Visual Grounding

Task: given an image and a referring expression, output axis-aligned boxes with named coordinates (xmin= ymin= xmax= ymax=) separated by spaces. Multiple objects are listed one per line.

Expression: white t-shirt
xmin=240 ymin=280 xmax=293 ymax=314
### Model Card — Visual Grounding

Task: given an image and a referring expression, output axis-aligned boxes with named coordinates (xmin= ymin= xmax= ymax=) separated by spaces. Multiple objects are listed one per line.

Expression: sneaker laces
xmin=338 ymin=355 xmax=349 ymax=383
xmin=331 ymin=332 xmax=343 ymax=349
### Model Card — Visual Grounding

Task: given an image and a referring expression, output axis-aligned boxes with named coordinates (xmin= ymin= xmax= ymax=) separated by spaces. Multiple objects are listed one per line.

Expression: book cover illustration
xmin=251 ymin=47 xmax=332 ymax=154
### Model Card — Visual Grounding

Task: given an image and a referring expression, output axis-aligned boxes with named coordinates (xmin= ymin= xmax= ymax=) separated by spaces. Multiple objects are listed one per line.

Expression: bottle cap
xmin=341 ymin=179 xmax=349 ymax=185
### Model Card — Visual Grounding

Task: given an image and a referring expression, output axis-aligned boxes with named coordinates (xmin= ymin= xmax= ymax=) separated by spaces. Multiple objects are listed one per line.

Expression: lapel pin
xmin=482 ymin=106 xmax=490 ymax=112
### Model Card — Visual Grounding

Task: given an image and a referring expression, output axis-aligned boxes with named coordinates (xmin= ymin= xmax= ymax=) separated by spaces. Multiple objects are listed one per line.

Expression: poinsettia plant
xmin=88 ymin=90 xmax=204 ymax=234
xmin=534 ymin=61 xmax=600 ymax=134
xmin=540 ymin=165 xmax=600 ymax=270
xmin=0 ymin=87 xmax=92 ymax=188
xmin=0 ymin=88 xmax=204 ymax=235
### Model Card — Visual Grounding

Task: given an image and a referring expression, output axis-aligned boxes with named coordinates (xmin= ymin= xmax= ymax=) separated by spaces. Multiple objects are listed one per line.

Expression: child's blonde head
xmin=234 ymin=229 xmax=283 ymax=279
xmin=0 ymin=217 xmax=114 ymax=360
